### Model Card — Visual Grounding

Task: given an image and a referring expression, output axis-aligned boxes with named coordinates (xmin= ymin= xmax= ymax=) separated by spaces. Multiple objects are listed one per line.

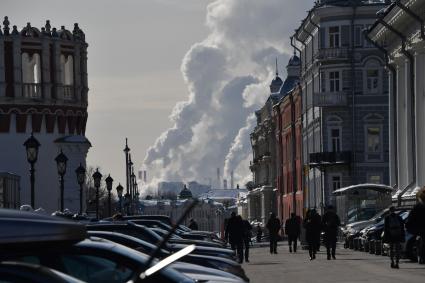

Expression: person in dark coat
xmin=256 ymin=225 xmax=263 ymax=243
xmin=225 ymin=212 xmax=244 ymax=263
xmin=406 ymin=187 xmax=425 ymax=264
xmin=322 ymin=205 xmax=341 ymax=260
xmin=266 ymin=212 xmax=281 ymax=254
xmin=242 ymin=218 xmax=252 ymax=262
xmin=304 ymin=209 xmax=322 ymax=260
xmin=285 ymin=213 xmax=301 ymax=253
xmin=188 ymin=218 xmax=199 ymax=230
xmin=383 ymin=206 xmax=405 ymax=268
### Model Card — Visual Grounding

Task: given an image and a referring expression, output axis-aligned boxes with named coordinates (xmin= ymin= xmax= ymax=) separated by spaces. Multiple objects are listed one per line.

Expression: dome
xmin=179 ymin=185 xmax=193 ymax=199
xmin=287 ymin=54 xmax=300 ymax=67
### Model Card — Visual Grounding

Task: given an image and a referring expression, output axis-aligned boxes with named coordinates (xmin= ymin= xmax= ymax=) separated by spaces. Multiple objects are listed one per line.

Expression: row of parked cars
xmin=341 ymin=206 xmax=419 ymax=261
xmin=0 ymin=208 xmax=249 ymax=283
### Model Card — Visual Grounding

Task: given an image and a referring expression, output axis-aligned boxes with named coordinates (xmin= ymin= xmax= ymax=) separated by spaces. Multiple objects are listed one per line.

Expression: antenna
xmin=275 ymin=57 xmax=279 ymax=76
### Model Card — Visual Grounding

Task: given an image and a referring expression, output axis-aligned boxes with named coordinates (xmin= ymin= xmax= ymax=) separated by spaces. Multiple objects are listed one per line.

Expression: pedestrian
xmin=406 ymin=187 xmax=425 ymax=264
xmin=285 ymin=213 xmax=301 ymax=253
xmin=304 ymin=209 xmax=322 ymax=260
xmin=188 ymin=218 xmax=199 ymax=230
xmin=242 ymin=217 xmax=253 ymax=262
xmin=266 ymin=212 xmax=281 ymax=254
xmin=322 ymin=205 xmax=341 ymax=260
xmin=383 ymin=206 xmax=405 ymax=269
xmin=225 ymin=212 xmax=244 ymax=263
xmin=256 ymin=224 xmax=263 ymax=243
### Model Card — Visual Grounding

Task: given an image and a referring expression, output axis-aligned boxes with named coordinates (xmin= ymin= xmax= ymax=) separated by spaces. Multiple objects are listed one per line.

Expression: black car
xmin=88 ymin=230 xmax=248 ymax=282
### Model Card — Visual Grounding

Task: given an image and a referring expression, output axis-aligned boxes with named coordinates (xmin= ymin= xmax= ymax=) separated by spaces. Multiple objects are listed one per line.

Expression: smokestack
xmin=143 ymin=170 xmax=147 ymax=182
xmin=223 ymin=179 xmax=227 ymax=189
xmin=230 ymin=171 xmax=234 ymax=189
xmin=217 ymin=168 xmax=220 ymax=189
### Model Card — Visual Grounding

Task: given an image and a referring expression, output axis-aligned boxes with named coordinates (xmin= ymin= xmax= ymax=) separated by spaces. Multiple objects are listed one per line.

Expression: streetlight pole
xmin=55 ymin=150 xmax=68 ymax=212
xmin=75 ymin=164 xmax=86 ymax=215
xmin=92 ymin=169 xmax=102 ymax=219
xmin=23 ymin=133 xmax=40 ymax=208
xmin=124 ymin=138 xmax=130 ymax=196
xmin=105 ymin=174 xmax=114 ymax=217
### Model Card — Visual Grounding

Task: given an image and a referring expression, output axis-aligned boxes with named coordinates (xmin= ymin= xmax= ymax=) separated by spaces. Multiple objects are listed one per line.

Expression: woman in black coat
xmin=304 ymin=209 xmax=322 ymax=260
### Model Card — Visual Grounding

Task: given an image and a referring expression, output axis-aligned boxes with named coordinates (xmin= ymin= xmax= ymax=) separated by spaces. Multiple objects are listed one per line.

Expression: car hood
xmin=171 ymin=262 xmax=243 ymax=281
xmin=169 ymin=243 xmax=234 ymax=256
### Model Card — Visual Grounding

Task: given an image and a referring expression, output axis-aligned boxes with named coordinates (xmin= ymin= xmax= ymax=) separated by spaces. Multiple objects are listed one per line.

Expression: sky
xmin=3 ymin=0 xmax=313 ymax=193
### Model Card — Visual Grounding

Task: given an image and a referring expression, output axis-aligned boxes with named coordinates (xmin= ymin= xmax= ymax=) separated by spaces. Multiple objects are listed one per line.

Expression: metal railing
xmin=22 ymin=83 xmax=42 ymax=99
xmin=315 ymin=48 xmax=349 ymax=60
xmin=63 ymin=85 xmax=74 ymax=100
xmin=309 ymin=151 xmax=351 ymax=167
xmin=313 ymin=91 xmax=347 ymax=107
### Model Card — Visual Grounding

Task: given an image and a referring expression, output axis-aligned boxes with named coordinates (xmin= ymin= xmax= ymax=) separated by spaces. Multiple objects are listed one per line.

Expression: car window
xmin=61 ymin=254 xmax=133 ymax=283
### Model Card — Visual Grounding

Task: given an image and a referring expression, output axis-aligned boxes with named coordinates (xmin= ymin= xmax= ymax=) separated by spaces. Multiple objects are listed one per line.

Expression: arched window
xmin=363 ymin=59 xmax=381 ymax=94
xmin=60 ymin=54 xmax=74 ymax=100
xmin=21 ymin=53 xmax=41 ymax=98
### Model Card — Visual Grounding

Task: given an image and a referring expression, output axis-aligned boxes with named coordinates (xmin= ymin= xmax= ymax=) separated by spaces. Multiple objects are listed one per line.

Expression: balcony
xmin=313 ymin=91 xmax=347 ymax=107
xmin=309 ymin=151 xmax=351 ymax=168
xmin=22 ymin=83 xmax=42 ymax=99
xmin=315 ymin=48 xmax=349 ymax=61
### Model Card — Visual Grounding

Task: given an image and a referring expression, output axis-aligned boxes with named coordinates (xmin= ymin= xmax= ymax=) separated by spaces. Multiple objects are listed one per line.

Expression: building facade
xmin=367 ymin=0 xmax=425 ymax=206
xmin=293 ymin=0 xmax=390 ymax=213
xmin=0 ymin=18 xmax=90 ymax=212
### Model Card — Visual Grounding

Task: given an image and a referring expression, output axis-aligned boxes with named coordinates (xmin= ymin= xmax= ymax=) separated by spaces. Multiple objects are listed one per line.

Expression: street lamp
xmin=92 ymin=168 xmax=102 ymax=219
xmin=23 ymin=133 xmax=40 ymax=208
xmin=55 ymin=150 xmax=68 ymax=212
xmin=131 ymin=171 xmax=136 ymax=214
xmin=124 ymin=192 xmax=131 ymax=215
xmin=116 ymin=183 xmax=124 ymax=213
xmin=75 ymin=163 xmax=86 ymax=215
xmin=105 ymin=174 xmax=114 ymax=217
xmin=124 ymin=138 xmax=130 ymax=196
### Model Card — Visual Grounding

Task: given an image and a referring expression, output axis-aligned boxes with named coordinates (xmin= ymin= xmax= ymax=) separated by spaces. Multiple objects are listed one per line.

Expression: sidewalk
xmin=243 ymin=243 xmax=425 ymax=283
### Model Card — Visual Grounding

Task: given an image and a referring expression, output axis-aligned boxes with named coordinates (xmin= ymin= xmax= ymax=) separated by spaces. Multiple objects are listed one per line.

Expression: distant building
xmin=157 ymin=181 xmax=211 ymax=199
xmin=367 ymin=0 xmax=425 ymax=206
xmin=0 ymin=18 xmax=91 ymax=212
xmin=199 ymin=188 xmax=248 ymax=208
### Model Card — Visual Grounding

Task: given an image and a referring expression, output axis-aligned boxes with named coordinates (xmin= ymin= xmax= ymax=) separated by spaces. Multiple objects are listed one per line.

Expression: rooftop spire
xmin=275 ymin=57 xmax=279 ymax=77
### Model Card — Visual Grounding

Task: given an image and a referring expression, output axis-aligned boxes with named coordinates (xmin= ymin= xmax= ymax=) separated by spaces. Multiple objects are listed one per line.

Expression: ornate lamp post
xmin=92 ymin=169 xmax=102 ymax=219
xmin=105 ymin=174 xmax=114 ymax=217
xmin=23 ymin=133 xmax=40 ymax=208
xmin=55 ymin=150 xmax=68 ymax=212
xmin=130 ymin=171 xmax=136 ymax=214
xmin=75 ymin=164 xmax=86 ymax=214
xmin=124 ymin=193 xmax=131 ymax=215
xmin=116 ymin=183 xmax=124 ymax=213
xmin=124 ymin=138 xmax=130 ymax=196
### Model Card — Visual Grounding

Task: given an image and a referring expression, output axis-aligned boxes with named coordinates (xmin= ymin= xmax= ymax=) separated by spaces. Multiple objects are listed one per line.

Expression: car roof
xmin=0 ymin=209 xmax=87 ymax=245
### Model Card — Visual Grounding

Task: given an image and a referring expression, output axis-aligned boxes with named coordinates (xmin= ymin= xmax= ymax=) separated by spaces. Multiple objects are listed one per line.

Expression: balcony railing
xmin=309 ymin=151 xmax=351 ymax=168
xmin=313 ymin=91 xmax=347 ymax=107
xmin=63 ymin=85 xmax=74 ymax=100
xmin=315 ymin=48 xmax=349 ymax=60
xmin=22 ymin=83 xmax=42 ymax=99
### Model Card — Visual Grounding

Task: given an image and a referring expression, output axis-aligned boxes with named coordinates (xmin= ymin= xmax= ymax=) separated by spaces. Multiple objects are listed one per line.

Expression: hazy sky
xmin=4 ymin=0 xmax=312 ymax=192
xmin=3 ymin=0 xmax=213 ymax=185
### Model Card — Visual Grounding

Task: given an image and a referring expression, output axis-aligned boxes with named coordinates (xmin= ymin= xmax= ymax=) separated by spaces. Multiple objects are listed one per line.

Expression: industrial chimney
xmin=217 ymin=168 xmax=220 ymax=189
xmin=230 ymin=171 xmax=234 ymax=189
xmin=223 ymin=179 xmax=228 ymax=189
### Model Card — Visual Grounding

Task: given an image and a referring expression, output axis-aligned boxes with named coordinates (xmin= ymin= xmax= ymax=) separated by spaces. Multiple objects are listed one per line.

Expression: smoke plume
xmin=142 ymin=0 xmax=312 ymax=192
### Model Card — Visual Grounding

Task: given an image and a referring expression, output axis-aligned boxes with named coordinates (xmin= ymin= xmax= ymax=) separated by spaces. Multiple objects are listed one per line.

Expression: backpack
xmin=388 ymin=215 xmax=402 ymax=238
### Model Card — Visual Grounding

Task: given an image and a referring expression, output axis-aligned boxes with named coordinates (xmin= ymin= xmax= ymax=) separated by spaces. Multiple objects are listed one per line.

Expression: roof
xmin=54 ymin=135 xmax=92 ymax=146
xmin=179 ymin=186 xmax=193 ymax=199
xmin=333 ymin=183 xmax=393 ymax=196
xmin=287 ymin=54 xmax=300 ymax=66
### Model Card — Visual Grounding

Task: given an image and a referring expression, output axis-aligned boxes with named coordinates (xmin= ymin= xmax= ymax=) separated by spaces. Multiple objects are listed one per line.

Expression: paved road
xmin=242 ymin=243 xmax=425 ymax=283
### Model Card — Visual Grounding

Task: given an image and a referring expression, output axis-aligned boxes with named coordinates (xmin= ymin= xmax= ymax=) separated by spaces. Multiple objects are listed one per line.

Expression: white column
xmin=41 ymin=38 xmax=51 ymax=100
xmin=12 ymin=34 xmax=22 ymax=97
xmin=414 ymin=45 xmax=425 ymax=188
xmin=388 ymin=66 xmax=397 ymax=187
xmin=395 ymin=57 xmax=407 ymax=189
xmin=404 ymin=58 xmax=414 ymax=185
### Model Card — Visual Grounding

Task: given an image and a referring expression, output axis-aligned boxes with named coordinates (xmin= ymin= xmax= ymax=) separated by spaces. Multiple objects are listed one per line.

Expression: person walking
xmin=322 ymin=205 xmax=341 ymax=260
xmin=242 ymin=217 xmax=253 ymax=262
xmin=406 ymin=187 xmax=425 ymax=264
xmin=304 ymin=209 xmax=322 ymax=260
xmin=256 ymin=225 xmax=263 ymax=243
xmin=383 ymin=206 xmax=405 ymax=268
xmin=266 ymin=212 xmax=281 ymax=254
xmin=225 ymin=212 xmax=244 ymax=263
xmin=285 ymin=213 xmax=301 ymax=253
xmin=188 ymin=218 xmax=199 ymax=230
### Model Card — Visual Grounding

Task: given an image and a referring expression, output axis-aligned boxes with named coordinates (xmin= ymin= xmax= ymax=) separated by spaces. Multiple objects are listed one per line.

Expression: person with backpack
xmin=406 ymin=187 xmax=425 ymax=264
xmin=285 ymin=213 xmax=301 ymax=253
xmin=383 ymin=206 xmax=405 ymax=268
xmin=322 ymin=205 xmax=341 ymax=260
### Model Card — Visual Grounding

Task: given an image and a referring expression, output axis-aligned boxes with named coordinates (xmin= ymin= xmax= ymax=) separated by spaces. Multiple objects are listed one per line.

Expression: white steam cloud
xmin=142 ymin=0 xmax=312 ymax=192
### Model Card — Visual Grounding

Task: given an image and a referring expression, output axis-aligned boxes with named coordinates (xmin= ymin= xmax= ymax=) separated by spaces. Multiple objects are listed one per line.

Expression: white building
xmin=0 ymin=18 xmax=90 ymax=212
xmin=367 ymin=0 xmax=425 ymax=206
